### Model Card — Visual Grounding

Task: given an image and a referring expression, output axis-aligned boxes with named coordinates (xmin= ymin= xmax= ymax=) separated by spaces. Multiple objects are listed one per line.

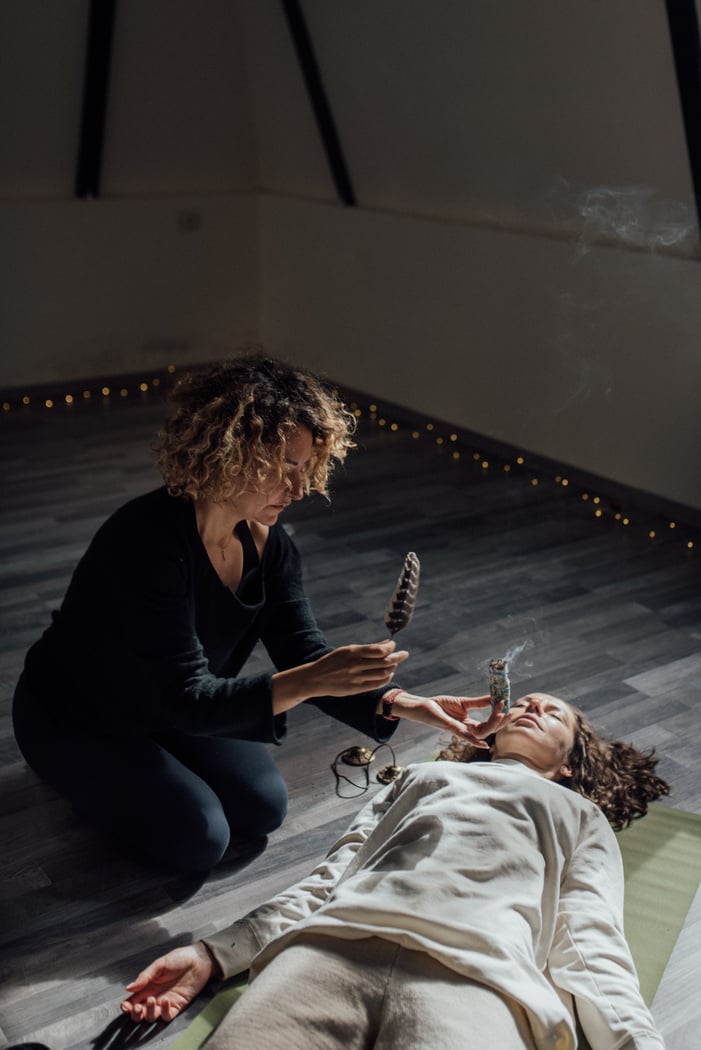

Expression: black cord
xmin=331 ymin=742 xmax=402 ymax=798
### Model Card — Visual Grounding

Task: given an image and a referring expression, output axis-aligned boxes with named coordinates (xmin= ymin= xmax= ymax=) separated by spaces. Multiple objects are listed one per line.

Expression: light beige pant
xmin=207 ymin=933 xmax=537 ymax=1050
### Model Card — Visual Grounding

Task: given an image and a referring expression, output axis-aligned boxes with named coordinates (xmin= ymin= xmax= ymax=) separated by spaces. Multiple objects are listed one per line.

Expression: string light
xmin=2 ymin=367 xmax=179 ymax=414
xmin=2 ymin=370 xmax=697 ymax=556
xmin=359 ymin=398 xmax=697 ymax=554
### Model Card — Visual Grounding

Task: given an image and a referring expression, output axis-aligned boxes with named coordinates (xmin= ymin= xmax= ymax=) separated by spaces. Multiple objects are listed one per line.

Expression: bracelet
xmin=381 ymin=688 xmax=403 ymax=721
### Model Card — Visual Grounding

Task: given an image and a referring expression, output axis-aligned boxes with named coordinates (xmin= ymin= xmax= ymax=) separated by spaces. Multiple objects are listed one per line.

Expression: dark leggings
xmin=12 ymin=674 xmax=288 ymax=874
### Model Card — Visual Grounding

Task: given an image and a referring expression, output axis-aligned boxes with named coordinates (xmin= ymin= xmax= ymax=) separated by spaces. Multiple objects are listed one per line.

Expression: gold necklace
xmin=218 ymin=529 xmax=234 ymax=562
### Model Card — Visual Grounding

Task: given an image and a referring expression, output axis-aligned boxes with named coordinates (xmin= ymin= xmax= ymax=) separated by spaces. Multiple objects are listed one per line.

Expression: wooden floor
xmin=1 ymin=385 xmax=700 ymax=1049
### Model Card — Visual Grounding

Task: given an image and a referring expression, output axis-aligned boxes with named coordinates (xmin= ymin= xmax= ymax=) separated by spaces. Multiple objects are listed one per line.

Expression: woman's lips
xmin=513 ymin=715 xmax=542 ymax=730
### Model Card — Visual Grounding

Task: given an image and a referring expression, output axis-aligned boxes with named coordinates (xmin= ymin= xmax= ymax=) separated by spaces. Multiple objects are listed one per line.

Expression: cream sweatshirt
xmin=204 ymin=759 xmax=664 ymax=1050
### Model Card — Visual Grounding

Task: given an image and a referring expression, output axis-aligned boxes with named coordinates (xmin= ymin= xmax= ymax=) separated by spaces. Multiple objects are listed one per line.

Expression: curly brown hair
xmin=438 ymin=706 xmax=670 ymax=831
xmin=157 ymin=352 xmax=356 ymax=502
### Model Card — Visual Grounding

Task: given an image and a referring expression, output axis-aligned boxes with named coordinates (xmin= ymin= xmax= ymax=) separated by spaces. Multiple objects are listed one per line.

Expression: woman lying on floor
xmin=121 ymin=692 xmax=670 ymax=1049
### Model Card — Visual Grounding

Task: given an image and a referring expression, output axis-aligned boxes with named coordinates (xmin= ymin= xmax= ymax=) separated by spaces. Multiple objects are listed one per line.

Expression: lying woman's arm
xmin=549 ymin=807 xmax=665 ymax=1050
xmin=120 ymin=773 xmax=405 ymax=1024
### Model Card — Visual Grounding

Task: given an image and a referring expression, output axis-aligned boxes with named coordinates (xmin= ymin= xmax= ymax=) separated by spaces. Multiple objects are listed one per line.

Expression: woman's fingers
xmin=391 ymin=693 xmax=500 ymax=746
xmin=123 ymin=994 xmax=176 ymax=1023
xmin=475 ymin=702 xmax=507 ymax=735
xmin=323 ymin=644 xmax=408 ymax=690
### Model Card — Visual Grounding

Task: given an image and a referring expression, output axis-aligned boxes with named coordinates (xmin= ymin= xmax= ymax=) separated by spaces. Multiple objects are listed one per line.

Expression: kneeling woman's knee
xmin=261 ymin=776 xmax=288 ymax=832
xmin=241 ymin=773 xmax=288 ymax=836
xmin=169 ymin=807 xmax=231 ymax=873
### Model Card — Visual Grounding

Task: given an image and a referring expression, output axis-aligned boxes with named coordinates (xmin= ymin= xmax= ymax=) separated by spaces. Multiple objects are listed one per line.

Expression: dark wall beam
xmin=665 ymin=0 xmax=701 ymax=240
xmin=281 ymin=0 xmax=356 ymax=206
xmin=75 ymin=0 xmax=117 ymax=198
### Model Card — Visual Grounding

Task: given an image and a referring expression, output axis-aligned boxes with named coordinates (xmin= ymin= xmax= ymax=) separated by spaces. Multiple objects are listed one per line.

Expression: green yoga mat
xmin=171 ymin=803 xmax=701 ymax=1050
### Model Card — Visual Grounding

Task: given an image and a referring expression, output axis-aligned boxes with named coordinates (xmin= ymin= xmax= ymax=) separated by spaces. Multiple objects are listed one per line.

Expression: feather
xmin=488 ymin=658 xmax=511 ymax=711
xmin=384 ymin=552 xmax=421 ymax=635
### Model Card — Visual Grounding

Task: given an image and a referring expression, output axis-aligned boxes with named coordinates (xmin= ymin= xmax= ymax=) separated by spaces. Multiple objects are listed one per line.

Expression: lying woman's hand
xmin=386 ymin=691 xmax=506 ymax=747
xmin=121 ymin=942 xmax=218 ymax=1023
xmin=273 ymin=640 xmax=408 ymax=712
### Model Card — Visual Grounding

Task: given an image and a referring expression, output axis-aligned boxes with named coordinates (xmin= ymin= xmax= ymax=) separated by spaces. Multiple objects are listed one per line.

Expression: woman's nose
xmin=287 ymin=473 xmax=304 ymax=500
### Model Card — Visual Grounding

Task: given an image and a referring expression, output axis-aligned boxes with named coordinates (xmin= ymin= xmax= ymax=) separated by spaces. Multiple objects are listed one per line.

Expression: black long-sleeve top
xmin=24 ymin=487 xmax=395 ymax=744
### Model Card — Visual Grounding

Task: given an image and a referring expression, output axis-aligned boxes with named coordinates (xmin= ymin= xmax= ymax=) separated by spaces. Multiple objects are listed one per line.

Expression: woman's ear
xmin=558 ymin=763 xmax=573 ymax=780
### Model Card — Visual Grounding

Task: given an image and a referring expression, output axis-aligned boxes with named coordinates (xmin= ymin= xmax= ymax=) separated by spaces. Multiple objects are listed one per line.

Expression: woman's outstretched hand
xmin=121 ymin=942 xmax=218 ymax=1023
xmin=386 ymin=691 xmax=506 ymax=747
xmin=272 ymin=639 xmax=409 ymax=713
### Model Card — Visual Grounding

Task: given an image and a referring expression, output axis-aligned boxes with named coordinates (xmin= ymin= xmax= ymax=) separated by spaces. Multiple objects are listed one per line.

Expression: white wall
xmin=0 ymin=0 xmax=258 ymax=387
xmin=260 ymin=195 xmax=701 ymax=510
xmin=243 ymin=0 xmax=701 ymax=510
xmin=0 ymin=194 xmax=258 ymax=387
xmin=243 ymin=0 xmax=697 ymax=250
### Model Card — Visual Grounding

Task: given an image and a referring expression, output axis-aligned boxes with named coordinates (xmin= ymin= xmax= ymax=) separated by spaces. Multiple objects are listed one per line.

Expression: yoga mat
xmin=170 ymin=981 xmax=247 ymax=1050
xmin=616 ymin=804 xmax=701 ymax=1004
xmin=171 ymin=804 xmax=701 ymax=1050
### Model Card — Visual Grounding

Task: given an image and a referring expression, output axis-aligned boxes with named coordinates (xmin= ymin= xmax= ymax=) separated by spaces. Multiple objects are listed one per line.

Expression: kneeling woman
xmin=121 ymin=692 xmax=670 ymax=1049
xmin=13 ymin=354 xmax=486 ymax=875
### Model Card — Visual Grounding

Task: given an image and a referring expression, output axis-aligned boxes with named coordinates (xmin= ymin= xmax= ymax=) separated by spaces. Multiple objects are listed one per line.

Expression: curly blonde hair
xmin=438 ymin=707 xmax=670 ymax=831
xmin=157 ymin=353 xmax=356 ymax=502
